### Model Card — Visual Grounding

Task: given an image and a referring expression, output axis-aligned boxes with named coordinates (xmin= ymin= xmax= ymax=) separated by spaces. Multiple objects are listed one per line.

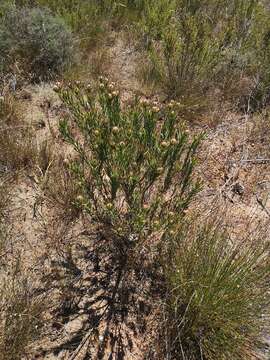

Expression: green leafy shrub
xmin=58 ymin=78 xmax=201 ymax=247
xmin=163 ymin=220 xmax=270 ymax=360
xmin=54 ymin=79 xmax=201 ymax=358
xmin=0 ymin=6 xmax=74 ymax=80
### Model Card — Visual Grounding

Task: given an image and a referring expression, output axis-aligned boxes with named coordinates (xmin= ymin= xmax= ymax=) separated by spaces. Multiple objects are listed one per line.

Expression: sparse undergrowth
xmin=0 ymin=187 xmax=7 ymax=257
xmin=45 ymin=155 xmax=83 ymax=220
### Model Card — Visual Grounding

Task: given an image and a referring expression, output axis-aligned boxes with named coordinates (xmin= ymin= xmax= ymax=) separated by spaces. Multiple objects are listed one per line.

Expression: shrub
xmin=163 ymin=220 xmax=270 ymax=360
xmin=34 ymin=0 xmax=106 ymax=49
xmin=241 ymin=8 xmax=270 ymax=111
xmin=0 ymin=6 xmax=74 ymax=81
xmin=58 ymin=79 xmax=201 ymax=251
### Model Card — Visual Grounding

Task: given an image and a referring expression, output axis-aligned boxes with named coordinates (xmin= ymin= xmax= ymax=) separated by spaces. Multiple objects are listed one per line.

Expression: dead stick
xmin=256 ymin=195 xmax=270 ymax=218
xmin=239 ymin=159 xmax=270 ymax=164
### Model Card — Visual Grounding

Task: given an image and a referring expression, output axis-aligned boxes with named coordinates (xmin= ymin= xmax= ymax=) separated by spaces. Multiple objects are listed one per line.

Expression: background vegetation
xmin=1 ymin=0 xmax=270 ymax=110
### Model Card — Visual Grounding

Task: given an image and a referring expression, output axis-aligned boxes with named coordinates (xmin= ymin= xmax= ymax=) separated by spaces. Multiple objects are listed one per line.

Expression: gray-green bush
xmin=0 ymin=6 xmax=74 ymax=81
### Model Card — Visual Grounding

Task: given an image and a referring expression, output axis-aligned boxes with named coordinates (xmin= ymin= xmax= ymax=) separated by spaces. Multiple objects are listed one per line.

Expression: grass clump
xmin=0 ymin=94 xmax=36 ymax=173
xmin=0 ymin=273 xmax=43 ymax=360
xmin=0 ymin=6 xmax=74 ymax=81
xmin=163 ymin=220 xmax=270 ymax=360
xmin=0 ymin=176 xmax=42 ymax=360
xmin=45 ymin=156 xmax=83 ymax=220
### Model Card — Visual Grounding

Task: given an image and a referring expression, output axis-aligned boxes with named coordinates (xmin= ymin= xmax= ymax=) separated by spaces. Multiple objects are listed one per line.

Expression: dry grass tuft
xmin=44 ymin=156 xmax=82 ymax=220
xmin=0 ymin=272 xmax=44 ymax=360
xmin=0 ymin=94 xmax=37 ymax=174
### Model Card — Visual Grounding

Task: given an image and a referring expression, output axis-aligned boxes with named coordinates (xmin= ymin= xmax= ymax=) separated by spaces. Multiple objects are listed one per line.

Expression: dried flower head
xmin=112 ymin=126 xmax=119 ymax=134
xmin=152 ymin=106 xmax=160 ymax=113
xmin=161 ymin=141 xmax=169 ymax=148
xmin=139 ymin=98 xmax=149 ymax=106
xmin=53 ymin=81 xmax=61 ymax=92
xmin=106 ymin=203 xmax=113 ymax=210
xmin=112 ymin=90 xmax=119 ymax=97
xmin=76 ymin=195 xmax=84 ymax=203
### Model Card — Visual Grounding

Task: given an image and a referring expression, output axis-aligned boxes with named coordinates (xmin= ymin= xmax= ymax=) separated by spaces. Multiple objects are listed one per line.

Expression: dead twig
xmin=68 ymin=330 xmax=92 ymax=360
xmin=256 ymin=195 xmax=270 ymax=218
xmin=229 ymin=159 xmax=270 ymax=165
